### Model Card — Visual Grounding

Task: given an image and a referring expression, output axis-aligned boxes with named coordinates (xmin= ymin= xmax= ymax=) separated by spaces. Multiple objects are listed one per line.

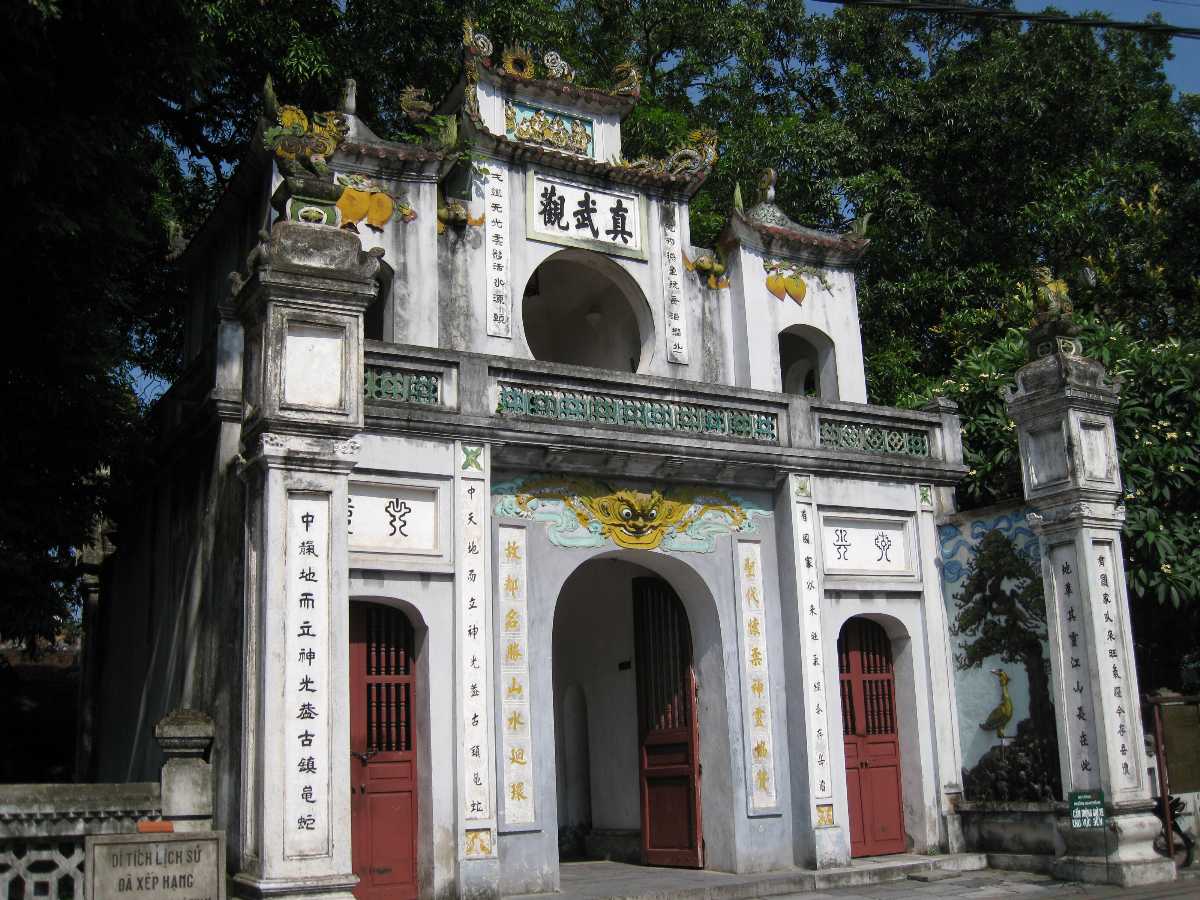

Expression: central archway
xmin=549 ymin=553 xmax=732 ymax=871
xmin=521 ymin=249 xmax=653 ymax=374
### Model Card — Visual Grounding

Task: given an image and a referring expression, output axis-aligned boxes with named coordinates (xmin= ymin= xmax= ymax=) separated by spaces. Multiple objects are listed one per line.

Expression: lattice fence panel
xmin=0 ymin=840 xmax=84 ymax=900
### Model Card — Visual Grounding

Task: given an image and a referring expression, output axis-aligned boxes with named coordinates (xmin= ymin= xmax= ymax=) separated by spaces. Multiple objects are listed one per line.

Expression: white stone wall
xmin=725 ymin=243 xmax=867 ymax=402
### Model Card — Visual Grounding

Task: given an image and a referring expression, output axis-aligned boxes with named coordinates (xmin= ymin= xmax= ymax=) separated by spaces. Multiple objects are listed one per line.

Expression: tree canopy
xmin=3 ymin=1 xmax=1197 ymax=679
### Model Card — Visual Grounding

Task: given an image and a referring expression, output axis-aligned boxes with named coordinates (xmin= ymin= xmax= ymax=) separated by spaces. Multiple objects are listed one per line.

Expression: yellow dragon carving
xmin=513 ymin=478 xmax=747 ymax=550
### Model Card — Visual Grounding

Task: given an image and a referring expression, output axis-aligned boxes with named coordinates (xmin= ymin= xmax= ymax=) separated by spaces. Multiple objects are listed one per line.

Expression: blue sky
xmin=809 ymin=1 xmax=1199 ymax=93
xmin=1015 ymin=0 xmax=1200 ymax=94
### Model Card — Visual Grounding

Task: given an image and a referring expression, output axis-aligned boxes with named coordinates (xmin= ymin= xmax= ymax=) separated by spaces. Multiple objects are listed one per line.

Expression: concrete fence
xmin=0 ymin=709 xmax=213 ymax=899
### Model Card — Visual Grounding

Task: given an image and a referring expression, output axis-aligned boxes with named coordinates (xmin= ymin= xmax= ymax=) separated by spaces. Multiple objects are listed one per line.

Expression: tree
xmin=0 ymin=1 xmax=208 ymax=650
xmin=4 ymin=0 xmax=1197 ymax=657
xmin=953 ymin=529 xmax=1053 ymax=739
xmin=923 ymin=315 xmax=1200 ymax=691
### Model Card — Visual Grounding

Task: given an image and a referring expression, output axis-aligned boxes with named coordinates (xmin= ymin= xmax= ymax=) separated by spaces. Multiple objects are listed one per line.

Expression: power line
xmin=811 ymin=0 xmax=1200 ymax=40
xmin=1152 ymin=0 xmax=1200 ymax=9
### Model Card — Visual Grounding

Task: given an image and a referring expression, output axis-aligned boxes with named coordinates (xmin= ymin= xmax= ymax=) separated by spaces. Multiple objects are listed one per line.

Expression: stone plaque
xmin=821 ymin=516 xmax=911 ymax=576
xmin=348 ymin=483 xmax=439 ymax=554
xmin=283 ymin=322 xmax=345 ymax=409
xmin=526 ymin=170 xmax=647 ymax=260
xmin=86 ymin=832 xmax=226 ymax=900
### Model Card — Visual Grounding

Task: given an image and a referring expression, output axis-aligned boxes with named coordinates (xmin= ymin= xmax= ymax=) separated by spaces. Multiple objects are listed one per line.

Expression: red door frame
xmin=838 ymin=617 xmax=906 ymax=858
xmin=633 ymin=577 xmax=704 ymax=868
xmin=350 ymin=602 xmax=420 ymax=900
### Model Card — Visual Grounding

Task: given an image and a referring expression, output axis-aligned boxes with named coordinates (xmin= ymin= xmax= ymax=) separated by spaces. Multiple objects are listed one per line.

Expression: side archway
xmin=826 ymin=609 xmax=935 ymax=857
xmin=779 ymin=325 xmax=839 ymax=400
xmin=347 ymin=596 xmax=433 ymax=900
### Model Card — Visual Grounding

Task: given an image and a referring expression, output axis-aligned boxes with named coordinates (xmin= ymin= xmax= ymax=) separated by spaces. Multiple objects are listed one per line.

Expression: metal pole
xmin=1150 ymin=700 xmax=1173 ymax=863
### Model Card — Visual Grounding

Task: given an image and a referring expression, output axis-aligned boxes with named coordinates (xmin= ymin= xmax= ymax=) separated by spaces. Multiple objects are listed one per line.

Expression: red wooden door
xmin=838 ymin=618 xmax=906 ymax=858
xmin=350 ymin=603 xmax=419 ymax=900
xmin=632 ymin=577 xmax=703 ymax=868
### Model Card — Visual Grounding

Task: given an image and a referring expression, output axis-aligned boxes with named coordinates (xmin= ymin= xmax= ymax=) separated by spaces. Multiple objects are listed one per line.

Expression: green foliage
xmin=4 ymin=0 xmax=1199 ymax=666
xmin=1 ymin=0 xmax=199 ymax=650
xmin=920 ymin=316 xmax=1200 ymax=687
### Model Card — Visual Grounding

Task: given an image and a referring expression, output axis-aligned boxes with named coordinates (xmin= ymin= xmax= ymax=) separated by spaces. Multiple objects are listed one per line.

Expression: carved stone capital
xmin=1005 ymin=351 xmax=1121 ymax=415
xmin=154 ymin=709 xmax=215 ymax=760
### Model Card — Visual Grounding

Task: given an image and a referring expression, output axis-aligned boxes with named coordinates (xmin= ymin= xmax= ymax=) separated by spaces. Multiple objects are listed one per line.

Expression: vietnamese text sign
xmin=1068 ymin=790 xmax=1105 ymax=829
xmin=86 ymin=832 xmax=226 ymax=900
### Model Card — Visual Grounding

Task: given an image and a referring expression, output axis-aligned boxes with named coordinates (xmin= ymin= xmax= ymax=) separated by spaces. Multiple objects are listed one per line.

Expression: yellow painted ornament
xmin=764 ymin=258 xmax=829 ymax=305
xmin=366 ymin=192 xmax=395 ymax=229
xmin=783 ymin=275 xmax=806 ymax=304
xmin=335 ymin=187 xmax=371 ymax=224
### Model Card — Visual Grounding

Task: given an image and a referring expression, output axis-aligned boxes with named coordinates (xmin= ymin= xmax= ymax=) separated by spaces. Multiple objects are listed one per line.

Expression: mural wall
xmin=940 ymin=503 xmax=1061 ymax=800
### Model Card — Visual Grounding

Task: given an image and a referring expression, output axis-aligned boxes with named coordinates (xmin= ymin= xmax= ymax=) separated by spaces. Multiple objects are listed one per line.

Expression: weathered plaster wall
xmin=347 ymin=176 xmax=438 ymax=348
xmin=552 ymin=560 xmax=645 ymax=833
xmin=725 ymin=243 xmax=867 ymax=402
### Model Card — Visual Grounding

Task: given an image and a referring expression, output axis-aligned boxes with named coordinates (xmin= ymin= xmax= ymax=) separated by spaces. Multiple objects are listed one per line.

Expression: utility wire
xmin=811 ymin=0 xmax=1200 ymax=40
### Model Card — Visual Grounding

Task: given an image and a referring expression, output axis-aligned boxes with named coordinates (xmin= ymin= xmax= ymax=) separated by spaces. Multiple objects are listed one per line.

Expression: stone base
xmin=811 ymin=825 xmax=850 ymax=869
xmin=232 ymin=872 xmax=358 ymax=900
xmin=458 ymin=855 xmax=500 ymax=900
xmin=985 ymin=852 xmax=1056 ymax=875
xmin=944 ymin=812 xmax=965 ymax=854
xmin=1052 ymin=810 xmax=1176 ymax=886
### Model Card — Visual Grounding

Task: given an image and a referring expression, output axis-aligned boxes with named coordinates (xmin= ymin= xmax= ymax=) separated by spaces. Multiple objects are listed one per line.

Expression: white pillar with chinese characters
xmin=231 ymin=221 xmax=379 ymax=900
xmin=777 ymin=474 xmax=848 ymax=868
xmin=455 ymin=442 xmax=501 ymax=899
xmin=1005 ymin=329 xmax=1173 ymax=886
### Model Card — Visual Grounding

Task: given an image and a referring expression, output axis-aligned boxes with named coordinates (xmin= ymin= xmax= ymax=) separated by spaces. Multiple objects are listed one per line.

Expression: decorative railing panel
xmin=0 ymin=782 xmax=161 ymax=900
xmin=0 ymin=840 xmax=84 ymax=900
xmin=818 ymin=419 xmax=930 ymax=457
xmin=496 ymin=382 xmax=780 ymax=443
xmin=363 ymin=366 xmax=441 ymax=405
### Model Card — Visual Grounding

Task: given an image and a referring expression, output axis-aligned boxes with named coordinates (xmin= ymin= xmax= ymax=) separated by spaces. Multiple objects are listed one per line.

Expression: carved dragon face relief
xmin=577 ymin=489 xmax=690 ymax=550
xmin=493 ymin=476 xmax=763 ymax=552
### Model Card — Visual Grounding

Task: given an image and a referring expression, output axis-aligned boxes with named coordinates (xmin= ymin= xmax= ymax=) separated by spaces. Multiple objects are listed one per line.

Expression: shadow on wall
xmin=941 ymin=511 xmax=1061 ymax=801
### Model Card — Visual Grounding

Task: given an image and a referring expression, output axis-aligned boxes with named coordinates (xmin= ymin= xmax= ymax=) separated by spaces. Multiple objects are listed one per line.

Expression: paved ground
xmin=531 ymin=860 xmax=1200 ymax=900
xmin=769 ymin=868 xmax=1200 ymax=900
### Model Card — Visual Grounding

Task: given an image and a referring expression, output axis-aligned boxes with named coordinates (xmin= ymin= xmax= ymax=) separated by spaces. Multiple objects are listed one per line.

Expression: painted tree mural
xmin=953 ymin=529 xmax=1061 ymax=800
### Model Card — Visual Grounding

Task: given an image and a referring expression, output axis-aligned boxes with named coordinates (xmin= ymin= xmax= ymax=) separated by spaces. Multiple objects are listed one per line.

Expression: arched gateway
xmin=553 ymin=563 xmax=703 ymax=868
xmin=87 ymin=19 xmax=1145 ymax=900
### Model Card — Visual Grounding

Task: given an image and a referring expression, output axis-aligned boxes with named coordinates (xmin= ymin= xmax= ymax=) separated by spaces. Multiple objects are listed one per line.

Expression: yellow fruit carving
xmin=366 ymin=192 xmax=395 ymax=229
xmin=784 ymin=276 xmax=806 ymax=304
xmin=763 ymin=258 xmax=831 ymax=305
xmin=336 ymin=188 xmax=371 ymax=224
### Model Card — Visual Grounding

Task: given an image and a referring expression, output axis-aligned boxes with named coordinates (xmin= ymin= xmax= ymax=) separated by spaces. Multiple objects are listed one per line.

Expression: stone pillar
xmin=914 ymin=482 xmax=966 ymax=851
xmin=456 ymin=442 xmax=500 ymax=899
xmin=777 ymin=473 xmax=848 ymax=868
xmin=156 ymin=709 xmax=215 ymax=832
xmin=231 ymin=220 xmax=380 ymax=900
xmin=1005 ymin=329 xmax=1174 ymax=886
